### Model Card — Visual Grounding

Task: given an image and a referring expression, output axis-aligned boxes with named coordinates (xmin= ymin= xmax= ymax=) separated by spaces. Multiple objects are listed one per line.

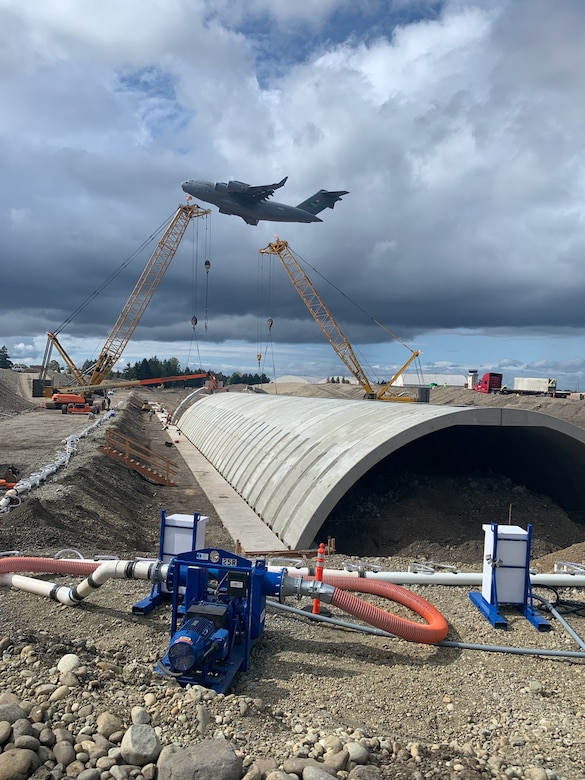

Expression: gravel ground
xmin=1 ymin=371 xmax=585 ymax=779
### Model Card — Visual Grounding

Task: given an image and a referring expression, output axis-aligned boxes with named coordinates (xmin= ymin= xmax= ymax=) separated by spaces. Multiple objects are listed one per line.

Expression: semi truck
xmin=473 ymin=373 xmax=569 ymax=398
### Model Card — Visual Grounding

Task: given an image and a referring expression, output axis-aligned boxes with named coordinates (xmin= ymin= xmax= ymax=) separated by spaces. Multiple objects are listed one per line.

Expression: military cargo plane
xmin=181 ymin=176 xmax=348 ymax=225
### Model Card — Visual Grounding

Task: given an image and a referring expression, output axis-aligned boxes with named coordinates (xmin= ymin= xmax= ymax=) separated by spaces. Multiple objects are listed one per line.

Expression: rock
xmin=0 ymin=748 xmax=40 ymax=780
xmin=110 ymin=765 xmax=131 ymax=780
xmin=321 ymin=735 xmax=343 ymax=754
xmin=77 ymin=770 xmax=101 ymax=780
xmin=324 ymin=748 xmax=348 ymax=772
xmin=131 ymin=705 xmax=151 ymax=725
xmin=265 ymin=773 xmax=298 ymax=780
xmin=241 ymin=764 xmax=262 ymax=780
xmin=96 ymin=710 xmax=123 ymax=738
xmin=119 ymin=723 xmax=161 ymax=766
xmin=38 ymin=727 xmax=55 ymax=747
xmin=0 ymin=722 xmax=11 ymax=745
xmin=122 ymin=659 xmax=151 ymax=685
xmin=303 ymin=766 xmax=341 ymax=780
xmin=57 ymin=653 xmax=81 ymax=673
xmin=12 ymin=718 xmax=34 ymax=738
xmin=59 ymin=670 xmax=80 ymax=687
xmin=0 ymin=703 xmax=27 ymax=724
xmin=48 ymin=685 xmax=70 ymax=702
xmin=524 ymin=767 xmax=548 ymax=780
xmin=348 ymin=767 xmax=383 ymax=779
xmin=254 ymin=757 xmax=278 ymax=776
xmin=196 ymin=703 xmax=211 ymax=736
xmin=53 ymin=739 xmax=76 ymax=766
xmin=283 ymin=757 xmax=337 ymax=777
xmin=346 ymin=741 xmax=370 ymax=765
xmin=157 ymin=739 xmax=243 ymax=780
xmin=14 ymin=734 xmax=40 ymax=751
xmin=53 ymin=727 xmax=74 ymax=744
xmin=142 ymin=763 xmax=157 ymax=780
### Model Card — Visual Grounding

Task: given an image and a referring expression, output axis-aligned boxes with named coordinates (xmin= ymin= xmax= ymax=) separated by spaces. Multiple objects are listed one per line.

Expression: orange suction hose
xmin=0 ymin=557 xmax=100 ymax=575
xmin=323 ymin=575 xmax=448 ymax=644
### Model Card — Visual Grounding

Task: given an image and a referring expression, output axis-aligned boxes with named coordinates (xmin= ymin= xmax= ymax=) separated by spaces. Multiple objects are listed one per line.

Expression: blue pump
xmin=157 ymin=547 xmax=285 ymax=693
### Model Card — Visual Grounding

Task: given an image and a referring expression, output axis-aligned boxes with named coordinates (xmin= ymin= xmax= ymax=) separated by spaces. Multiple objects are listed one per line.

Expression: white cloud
xmin=1 ymin=0 xmax=585 ymax=387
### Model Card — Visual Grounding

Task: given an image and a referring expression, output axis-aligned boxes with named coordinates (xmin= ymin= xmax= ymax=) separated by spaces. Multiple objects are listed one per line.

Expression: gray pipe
xmin=267 ymin=599 xmax=585 ymax=660
xmin=532 ymin=593 xmax=585 ymax=651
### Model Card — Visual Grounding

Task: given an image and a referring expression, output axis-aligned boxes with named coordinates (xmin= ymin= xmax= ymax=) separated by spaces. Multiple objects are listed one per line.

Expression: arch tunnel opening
xmin=320 ymin=424 xmax=585 ymax=562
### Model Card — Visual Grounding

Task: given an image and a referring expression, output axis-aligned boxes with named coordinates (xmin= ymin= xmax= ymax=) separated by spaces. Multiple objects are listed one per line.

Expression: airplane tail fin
xmin=296 ymin=189 xmax=349 ymax=215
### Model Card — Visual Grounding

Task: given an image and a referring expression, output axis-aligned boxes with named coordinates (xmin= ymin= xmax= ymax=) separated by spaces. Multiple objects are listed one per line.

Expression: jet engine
xmin=226 ymin=180 xmax=250 ymax=193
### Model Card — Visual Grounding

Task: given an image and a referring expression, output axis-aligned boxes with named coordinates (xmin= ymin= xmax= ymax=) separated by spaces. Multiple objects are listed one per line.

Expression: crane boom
xmin=260 ymin=239 xmax=377 ymax=396
xmin=44 ymin=332 xmax=87 ymax=386
xmin=260 ymin=239 xmax=420 ymax=402
xmin=37 ymin=204 xmax=210 ymax=395
xmin=87 ymin=204 xmax=210 ymax=386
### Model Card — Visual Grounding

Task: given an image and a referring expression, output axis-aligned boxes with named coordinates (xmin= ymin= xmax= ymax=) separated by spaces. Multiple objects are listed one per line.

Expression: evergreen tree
xmin=0 ymin=345 xmax=13 ymax=369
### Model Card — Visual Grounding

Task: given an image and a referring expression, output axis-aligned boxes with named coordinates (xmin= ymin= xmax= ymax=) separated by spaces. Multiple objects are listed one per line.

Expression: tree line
xmin=0 ymin=345 xmax=270 ymax=387
xmin=110 ymin=357 xmax=269 ymax=387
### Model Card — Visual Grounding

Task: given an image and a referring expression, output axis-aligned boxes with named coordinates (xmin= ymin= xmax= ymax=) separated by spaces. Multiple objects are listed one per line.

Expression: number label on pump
xmin=221 ymin=557 xmax=238 ymax=567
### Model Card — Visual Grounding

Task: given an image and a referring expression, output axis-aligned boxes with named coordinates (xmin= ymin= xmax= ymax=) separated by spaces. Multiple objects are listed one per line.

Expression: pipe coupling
xmin=280 ymin=574 xmax=335 ymax=603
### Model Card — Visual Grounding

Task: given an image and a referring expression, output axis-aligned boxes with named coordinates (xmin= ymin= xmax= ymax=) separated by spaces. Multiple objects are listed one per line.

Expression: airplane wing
xmin=228 ymin=176 xmax=288 ymax=204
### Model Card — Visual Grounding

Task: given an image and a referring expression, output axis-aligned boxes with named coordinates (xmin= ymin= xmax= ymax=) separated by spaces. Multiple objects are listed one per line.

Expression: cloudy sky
xmin=2 ymin=0 xmax=585 ymax=387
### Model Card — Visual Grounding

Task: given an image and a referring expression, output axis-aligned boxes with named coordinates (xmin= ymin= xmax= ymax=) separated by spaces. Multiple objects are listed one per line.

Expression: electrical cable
xmin=534 ymin=586 xmax=585 ymax=617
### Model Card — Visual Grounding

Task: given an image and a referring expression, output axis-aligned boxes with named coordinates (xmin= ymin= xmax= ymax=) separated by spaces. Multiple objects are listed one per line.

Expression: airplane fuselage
xmin=181 ymin=179 xmax=322 ymax=223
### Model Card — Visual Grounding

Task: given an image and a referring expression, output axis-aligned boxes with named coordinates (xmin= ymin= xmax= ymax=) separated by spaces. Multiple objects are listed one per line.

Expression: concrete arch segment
xmin=177 ymin=394 xmax=585 ymax=551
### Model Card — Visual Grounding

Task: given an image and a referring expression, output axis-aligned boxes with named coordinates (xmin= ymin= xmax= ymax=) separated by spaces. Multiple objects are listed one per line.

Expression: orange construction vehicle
xmin=42 ymin=393 xmax=88 ymax=410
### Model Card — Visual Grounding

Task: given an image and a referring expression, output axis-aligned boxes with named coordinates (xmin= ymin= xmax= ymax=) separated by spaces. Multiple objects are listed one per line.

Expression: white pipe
xmin=0 ymin=573 xmax=78 ymax=604
xmin=0 ymin=559 xmax=169 ymax=606
xmin=266 ymin=566 xmax=585 ymax=588
xmin=71 ymin=559 xmax=168 ymax=604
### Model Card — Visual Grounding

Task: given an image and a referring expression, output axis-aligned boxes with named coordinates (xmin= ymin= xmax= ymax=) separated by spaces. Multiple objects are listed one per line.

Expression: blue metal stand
xmin=158 ymin=548 xmax=272 ymax=693
xmin=469 ymin=523 xmax=550 ymax=631
xmin=133 ymin=510 xmax=201 ymax=615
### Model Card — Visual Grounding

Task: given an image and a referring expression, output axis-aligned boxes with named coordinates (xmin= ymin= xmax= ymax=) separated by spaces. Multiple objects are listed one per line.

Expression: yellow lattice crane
xmin=260 ymin=238 xmax=421 ymax=402
xmin=38 ymin=204 xmax=210 ymax=394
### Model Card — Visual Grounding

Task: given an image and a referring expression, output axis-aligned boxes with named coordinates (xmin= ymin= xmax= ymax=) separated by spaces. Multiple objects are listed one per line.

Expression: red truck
xmin=474 ymin=373 xmax=570 ymax=398
xmin=474 ymin=372 xmax=504 ymax=394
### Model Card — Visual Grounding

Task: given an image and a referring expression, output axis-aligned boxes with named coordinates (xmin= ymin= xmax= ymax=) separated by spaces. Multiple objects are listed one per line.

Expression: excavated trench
xmin=321 ymin=425 xmax=585 ymax=562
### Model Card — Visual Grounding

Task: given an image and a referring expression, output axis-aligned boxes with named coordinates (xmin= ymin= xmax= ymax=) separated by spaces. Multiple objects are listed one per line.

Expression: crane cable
xmin=204 ymin=217 xmax=212 ymax=331
xmin=186 ymin=216 xmax=202 ymax=372
xmin=52 ymin=212 xmax=176 ymax=336
xmin=291 ymin=248 xmax=415 ymax=354
xmin=256 ymin=252 xmax=275 ymax=380
xmin=288 ymin=247 xmax=422 ymax=384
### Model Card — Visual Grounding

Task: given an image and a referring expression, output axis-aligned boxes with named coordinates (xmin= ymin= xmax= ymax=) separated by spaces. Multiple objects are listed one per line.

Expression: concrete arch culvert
xmin=177 ymin=394 xmax=585 ymax=552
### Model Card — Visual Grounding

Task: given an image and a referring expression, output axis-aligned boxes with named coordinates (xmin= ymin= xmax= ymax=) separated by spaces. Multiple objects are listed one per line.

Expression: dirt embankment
xmin=0 ymin=374 xmax=231 ymax=557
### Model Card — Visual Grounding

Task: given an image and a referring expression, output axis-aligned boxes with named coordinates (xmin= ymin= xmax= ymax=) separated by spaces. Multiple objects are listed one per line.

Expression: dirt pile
xmin=0 ymin=368 xmax=36 ymax=414
xmin=0 ymin=390 xmax=231 ymax=557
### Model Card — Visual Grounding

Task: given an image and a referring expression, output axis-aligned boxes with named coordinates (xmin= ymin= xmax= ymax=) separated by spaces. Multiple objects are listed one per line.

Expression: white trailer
xmin=512 ymin=377 xmax=556 ymax=394
xmin=508 ymin=377 xmax=569 ymax=398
